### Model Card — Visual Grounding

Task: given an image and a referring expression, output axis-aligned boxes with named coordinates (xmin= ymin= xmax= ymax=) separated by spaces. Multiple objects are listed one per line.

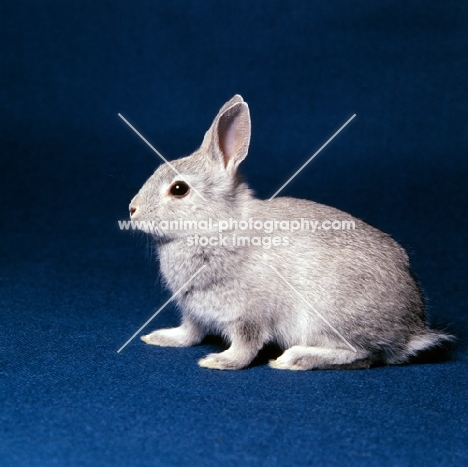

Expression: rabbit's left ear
xmin=201 ymin=95 xmax=244 ymax=151
xmin=211 ymin=101 xmax=251 ymax=170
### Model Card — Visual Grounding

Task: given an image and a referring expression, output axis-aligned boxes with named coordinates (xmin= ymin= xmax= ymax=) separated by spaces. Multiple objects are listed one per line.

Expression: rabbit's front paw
xmin=198 ymin=352 xmax=246 ymax=370
xmin=141 ymin=327 xmax=194 ymax=347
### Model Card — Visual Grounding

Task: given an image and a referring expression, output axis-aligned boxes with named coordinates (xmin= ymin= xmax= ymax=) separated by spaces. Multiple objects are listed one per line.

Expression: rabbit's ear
xmin=211 ymin=101 xmax=251 ymax=170
xmin=200 ymin=95 xmax=246 ymax=153
xmin=217 ymin=94 xmax=245 ymax=115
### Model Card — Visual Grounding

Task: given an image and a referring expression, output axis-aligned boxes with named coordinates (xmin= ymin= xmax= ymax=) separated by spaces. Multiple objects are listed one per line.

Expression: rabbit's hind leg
xmin=269 ymin=346 xmax=374 ymax=370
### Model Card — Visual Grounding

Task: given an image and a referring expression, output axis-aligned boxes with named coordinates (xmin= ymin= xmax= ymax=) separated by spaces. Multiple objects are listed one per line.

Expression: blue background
xmin=1 ymin=1 xmax=467 ymax=465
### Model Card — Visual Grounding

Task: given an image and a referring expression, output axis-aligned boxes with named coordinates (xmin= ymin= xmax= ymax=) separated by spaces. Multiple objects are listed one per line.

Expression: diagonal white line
xmin=118 ymin=113 xmax=206 ymax=201
xmin=117 ymin=265 xmax=207 ymax=353
xmin=267 ymin=264 xmax=357 ymax=352
xmin=269 ymin=114 xmax=356 ymax=200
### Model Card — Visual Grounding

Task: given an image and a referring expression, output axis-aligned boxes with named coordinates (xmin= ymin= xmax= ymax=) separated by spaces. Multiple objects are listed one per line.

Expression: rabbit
xmin=129 ymin=94 xmax=452 ymax=370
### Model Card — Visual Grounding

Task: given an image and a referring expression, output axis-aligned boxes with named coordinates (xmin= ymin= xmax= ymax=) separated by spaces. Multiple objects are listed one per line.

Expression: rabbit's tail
xmin=405 ymin=329 xmax=455 ymax=357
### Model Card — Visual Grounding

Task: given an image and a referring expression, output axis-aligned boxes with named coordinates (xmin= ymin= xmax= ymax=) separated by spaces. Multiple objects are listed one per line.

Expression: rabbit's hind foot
xmin=269 ymin=345 xmax=374 ymax=371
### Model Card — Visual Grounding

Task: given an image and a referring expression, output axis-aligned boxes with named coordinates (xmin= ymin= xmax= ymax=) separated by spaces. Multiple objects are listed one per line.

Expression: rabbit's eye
xmin=169 ymin=181 xmax=190 ymax=198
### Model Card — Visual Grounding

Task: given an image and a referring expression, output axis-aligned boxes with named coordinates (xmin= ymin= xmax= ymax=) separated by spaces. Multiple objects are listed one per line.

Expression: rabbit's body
xmin=130 ymin=95 xmax=451 ymax=370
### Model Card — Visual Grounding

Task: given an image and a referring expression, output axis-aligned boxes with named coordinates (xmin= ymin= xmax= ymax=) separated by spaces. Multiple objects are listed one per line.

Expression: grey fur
xmin=131 ymin=95 xmax=452 ymax=371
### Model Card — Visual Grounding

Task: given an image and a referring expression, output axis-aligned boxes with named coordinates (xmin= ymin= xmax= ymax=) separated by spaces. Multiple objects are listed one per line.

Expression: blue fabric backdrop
xmin=1 ymin=1 xmax=467 ymax=465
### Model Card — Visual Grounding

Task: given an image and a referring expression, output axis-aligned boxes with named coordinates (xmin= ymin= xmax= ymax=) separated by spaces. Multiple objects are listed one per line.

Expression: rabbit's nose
xmin=130 ymin=207 xmax=136 ymax=216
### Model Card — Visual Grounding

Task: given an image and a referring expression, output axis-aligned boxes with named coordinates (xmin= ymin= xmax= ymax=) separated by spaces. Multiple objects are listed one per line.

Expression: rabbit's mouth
xmin=128 ymin=215 xmax=185 ymax=240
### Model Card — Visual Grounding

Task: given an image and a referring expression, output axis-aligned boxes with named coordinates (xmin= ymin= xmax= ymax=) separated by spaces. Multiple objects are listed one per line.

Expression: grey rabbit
xmin=129 ymin=94 xmax=452 ymax=370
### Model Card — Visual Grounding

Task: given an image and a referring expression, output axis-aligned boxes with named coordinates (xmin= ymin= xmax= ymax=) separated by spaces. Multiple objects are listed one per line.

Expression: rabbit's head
xmin=129 ymin=95 xmax=252 ymax=239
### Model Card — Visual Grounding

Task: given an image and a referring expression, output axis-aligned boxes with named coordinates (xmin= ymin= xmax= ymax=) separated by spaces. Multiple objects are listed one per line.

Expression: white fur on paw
xmin=198 ymin=353 xmax=244 ymax=370
xmin=141 ymin=334 xmax=154 ymax=344
xmin=140 ymin=329 xmax=187 ymax=347
xmin=269 ymin=359 xmax=306 ymax=371
xmin=269 ymin=346 xmax=310 ymax=371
